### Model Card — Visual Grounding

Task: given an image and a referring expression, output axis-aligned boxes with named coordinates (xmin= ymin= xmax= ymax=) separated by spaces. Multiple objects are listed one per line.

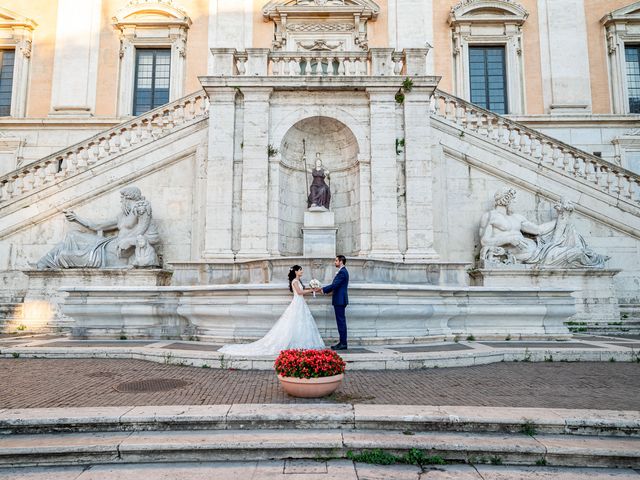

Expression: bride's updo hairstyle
xmin=288 ymin=265 xmax=304 ymax=292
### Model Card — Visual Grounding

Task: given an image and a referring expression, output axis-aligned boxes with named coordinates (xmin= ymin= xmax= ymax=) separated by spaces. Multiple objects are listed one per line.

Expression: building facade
xmin=0 ymin=0 xmax=639 ymax=339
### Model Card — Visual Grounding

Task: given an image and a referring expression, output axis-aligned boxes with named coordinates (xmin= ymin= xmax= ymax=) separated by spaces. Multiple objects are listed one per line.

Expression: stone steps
xmin=1 ymin=428 xmax=638 ymax=469
xmin=1 ymin=405 xmax=638 ymax=437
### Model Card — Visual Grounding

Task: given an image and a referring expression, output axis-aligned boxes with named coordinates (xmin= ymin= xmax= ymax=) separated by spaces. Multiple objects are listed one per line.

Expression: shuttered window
xmin=133 ymin=49 xmax=171 ymax=116
xmin=469 ymin=46 xmax=508 ymax=114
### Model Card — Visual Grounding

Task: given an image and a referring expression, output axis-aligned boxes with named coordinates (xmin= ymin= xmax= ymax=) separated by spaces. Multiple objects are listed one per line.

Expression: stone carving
xmin=307 ymin=153 xmax=331 ymax=210
xmin=479 ymin=187 xmax=608 ymax=268
xmin=296 ymin=39 xmax=344 ymax=51
xmin=287 ymin=23 xmax=354 ymax=32
xmin=297 ymin=0 xmax=345 ymax=5
xmin=37 ymin=186 xmax=161 ymax=269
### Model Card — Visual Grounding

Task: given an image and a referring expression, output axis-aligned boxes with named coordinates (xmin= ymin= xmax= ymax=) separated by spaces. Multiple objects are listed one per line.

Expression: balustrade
xmin=0 ymin=91 xmax=209 ymax=205
xmin=430 ymin=89 xmax=640 ymax=204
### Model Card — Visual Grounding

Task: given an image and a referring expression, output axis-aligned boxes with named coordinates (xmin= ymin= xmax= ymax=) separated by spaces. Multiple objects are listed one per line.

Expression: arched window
xmin=0 ymin=7 xmax=35 ymax=118
xmin=449 ymin=0 xmax=528 ymax=115
xmin=113 ymin=0 xmax=191 ymax=116
xmin=602 ymin=2 xmax=640 ymax=114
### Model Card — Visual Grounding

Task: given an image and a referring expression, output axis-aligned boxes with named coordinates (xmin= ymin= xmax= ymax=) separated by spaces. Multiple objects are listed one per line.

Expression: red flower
xmin=274 ymin=349 xmax=346 ymax=379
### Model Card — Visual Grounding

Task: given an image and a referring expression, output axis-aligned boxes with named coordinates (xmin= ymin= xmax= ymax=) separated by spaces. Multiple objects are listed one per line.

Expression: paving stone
xmin=161 ymin=342 xmax=223 ymax=352
xmin=390 ymin=344 xmax=472 ymax=353
xmin=479 ymin=342 xmax=603 ymax=349
xmin=43 ymin=341 xmax=154 ymax=348
xmin=609 ymin=343 xmax=640 ymax=348
xmin=1 ymin=359 xmax=639 ymax=410
xmin=419 ymin=465 xmax=483 ymax=479
xmin=0 ymin=466 xmax=86 ymax=479
xmin=475 ymin=465 xmax=640 ymax=479
xmin=284 ymin=459 xmax=328 ymax=474
xmin=354 ymin=462 xmax=423 ymax=480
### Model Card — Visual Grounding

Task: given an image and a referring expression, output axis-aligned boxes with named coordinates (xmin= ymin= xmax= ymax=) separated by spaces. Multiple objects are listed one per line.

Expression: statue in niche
xmin=479 ymin=187 xmax=608 ymax=268
xmin=307 ymin=153 xmax=331 ymax=210
xmin=37 ymin=186 xmax=161 ymax=269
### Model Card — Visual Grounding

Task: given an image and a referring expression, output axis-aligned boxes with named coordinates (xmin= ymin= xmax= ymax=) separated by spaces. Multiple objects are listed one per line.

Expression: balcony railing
xmin=210 ymin=47 xmax=430 ymax=77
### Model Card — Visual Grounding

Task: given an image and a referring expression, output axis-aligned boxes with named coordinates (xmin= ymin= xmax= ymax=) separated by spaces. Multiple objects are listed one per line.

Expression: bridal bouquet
xmin=309 ymin=278 xmax=321 ymax=297
xmin=274 ymin=349 xmax=346 ymax=379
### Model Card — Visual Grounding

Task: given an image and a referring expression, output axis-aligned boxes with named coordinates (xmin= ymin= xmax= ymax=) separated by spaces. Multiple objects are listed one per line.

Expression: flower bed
xmin=274 ymin=348 xmax=346 ymax=379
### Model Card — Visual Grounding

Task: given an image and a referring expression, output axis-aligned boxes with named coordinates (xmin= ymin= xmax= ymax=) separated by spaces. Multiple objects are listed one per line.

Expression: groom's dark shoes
xmin=331 ymin=343 xmax=348 ymax=350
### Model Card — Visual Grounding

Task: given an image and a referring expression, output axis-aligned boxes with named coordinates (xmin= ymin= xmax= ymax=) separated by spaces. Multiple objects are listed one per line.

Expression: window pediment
xmin=450 ymin=0 xmax=528 ymax=26
xmin=0 ymin=7 xmax=37 ymax=30
xmin=113 ymin=0 xmax=191 ymax=29
xmin=262 ymin=0 xmax=379 ymax=51
xmin=601 ymin=1 xmax=640 ymax=25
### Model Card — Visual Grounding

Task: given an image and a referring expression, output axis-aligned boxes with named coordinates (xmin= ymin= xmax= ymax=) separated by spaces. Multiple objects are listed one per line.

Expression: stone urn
xmin=277 ymin=373 xmax=344 ymax=398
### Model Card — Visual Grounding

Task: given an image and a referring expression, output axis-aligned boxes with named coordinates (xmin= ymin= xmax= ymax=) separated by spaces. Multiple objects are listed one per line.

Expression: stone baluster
xmin=508 ymin=128 xmax=518 ymax=149
xmin=21 ymin=169 xmax=34 ymax=192
xmin=120 ymin=129 xmax=131 ymax=150
xmin=65 ymin=151 xmax=77 ymax=174
xmin=540 ymin=141 xmax=552 ymax=164
xmin=454 ymin=102 xmax=464 ymax=126
xmin=562 ymin=150 xmax=573 ymax=174
xmin=550 ymin=147 xmax=561 ymax=168
xmin=584 ymin=159 xmax=596 ymax=182
xmin=444 ymin=97 xmax=453 ymax=120
xmin=186 ymin=99 xmax=196 ymax=121
xmin=13 ymin=174 xmax=25 ymax=196
xmin=573 ymin=156 xmax=584 ymax=177
xmin=618 ymin=172 xmax=629 ymax=198
xmin=631 ymin=179 xmax=640 ymax=202
xmin=336 ymin=56 xmax=345 ymax=75
xmin=5 ymin=178 xmax=15 ymax=199
xmin=520 ymin=132 xmax=531 ymax=154
xmin=55 ymin=155 xmax=67 ymax=178
xmin=0 ymin=180 xmax=9 ymax=201
xmin=531 ymin=138 xmax=542 ymax=160
xmin=97 ymin=138 xmax=107 ymax=159
xmin=31 ymin=166 xmax=43 ymax=189
xmin=113 ymin=132 xmax=123 ymax=154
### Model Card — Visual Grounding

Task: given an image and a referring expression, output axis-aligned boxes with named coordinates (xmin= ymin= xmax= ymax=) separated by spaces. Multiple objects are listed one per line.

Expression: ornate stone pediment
xmin=601 ymin=1 xmax=640 ymax=24
xmin=263 ymin=0 xmax=379 ymax=51
xmin=449 ymin=0 xmax=528 ymax=26
xmin=113 ymin=0 xmax=191 ymax=28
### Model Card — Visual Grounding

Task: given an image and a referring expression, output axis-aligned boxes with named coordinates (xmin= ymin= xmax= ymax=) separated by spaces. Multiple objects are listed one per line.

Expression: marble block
xmin=303 ymin=209 xmax=337 ymax=258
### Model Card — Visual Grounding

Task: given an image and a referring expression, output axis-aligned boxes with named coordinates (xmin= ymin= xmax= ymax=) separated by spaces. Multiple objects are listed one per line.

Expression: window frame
xmin=113 ymin=2 xmax=191 ymax=116
xmin=132 ymin=48 xmax=172 ymax=116
xmin=0 ymin=49 xmax=16 ymax=117
xmin=449 ymin=0 xmax=528 ymax=115
xmin=468 ymin=45 xmax=509 ymax=114
xmin=626 ymin=44 xmax=640 ymax=114
xmin=602 ymin=3 xmax=640 ymax=114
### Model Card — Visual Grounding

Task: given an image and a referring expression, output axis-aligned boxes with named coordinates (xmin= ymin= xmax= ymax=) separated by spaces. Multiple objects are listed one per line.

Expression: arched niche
xmin=278 ymin=116 xmax=361 ymax=256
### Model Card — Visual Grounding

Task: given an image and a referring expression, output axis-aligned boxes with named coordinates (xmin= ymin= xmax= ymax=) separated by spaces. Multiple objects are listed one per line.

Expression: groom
xmin=319 ymin=255 xmax=349 ymax=350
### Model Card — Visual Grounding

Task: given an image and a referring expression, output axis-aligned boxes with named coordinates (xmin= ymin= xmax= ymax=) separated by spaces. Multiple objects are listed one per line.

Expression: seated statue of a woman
xmin=36 ymin=186 xmax=160 ymax=269
xmin=307 ymin=153 xmax=331 ymax=210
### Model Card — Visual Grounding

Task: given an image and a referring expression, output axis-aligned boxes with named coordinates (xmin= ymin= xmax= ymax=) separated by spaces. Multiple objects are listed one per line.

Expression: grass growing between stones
xmin=521 ymin=419 xmax=537 ymax=437
xmin=346 ymin=448 xmax=447 ymax=466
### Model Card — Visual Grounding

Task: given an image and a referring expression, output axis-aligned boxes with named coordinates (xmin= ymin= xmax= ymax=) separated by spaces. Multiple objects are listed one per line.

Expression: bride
xmin=219 ymin=265 xmax=326 ymax=355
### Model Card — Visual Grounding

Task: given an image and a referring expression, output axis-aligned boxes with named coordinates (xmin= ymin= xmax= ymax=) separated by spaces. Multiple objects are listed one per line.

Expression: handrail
xmin=0 ymin=90 xmax=209 ymax=203
xmin=430 ymin=89 xmax=640 ymax=204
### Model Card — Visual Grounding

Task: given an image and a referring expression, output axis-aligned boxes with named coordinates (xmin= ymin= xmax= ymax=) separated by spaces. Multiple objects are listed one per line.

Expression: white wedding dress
xmin=219 ymin=279 xmax=326 ymax=356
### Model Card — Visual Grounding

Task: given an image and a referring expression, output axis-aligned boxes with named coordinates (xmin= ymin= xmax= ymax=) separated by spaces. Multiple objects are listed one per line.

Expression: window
xmin=626 ymin=45 xmax=640 ymax=114
xmin=0 ymin=50 xmax=15 ymax=116
xmin=133 ymin=49 xmax=170 ymax=116
xmin=469 ymin=46 xmax=508 ymax=114
xmin=449 ymin=0 xmax=528 ymax=115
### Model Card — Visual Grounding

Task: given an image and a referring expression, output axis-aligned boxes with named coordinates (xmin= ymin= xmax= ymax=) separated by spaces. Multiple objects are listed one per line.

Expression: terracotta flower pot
xmin=277 ymin=373 xmax=344 ymax=398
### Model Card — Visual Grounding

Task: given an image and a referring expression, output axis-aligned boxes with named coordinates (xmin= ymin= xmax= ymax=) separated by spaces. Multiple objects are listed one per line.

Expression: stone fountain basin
xmin=60 ymin=283 xmax=575 ymax=342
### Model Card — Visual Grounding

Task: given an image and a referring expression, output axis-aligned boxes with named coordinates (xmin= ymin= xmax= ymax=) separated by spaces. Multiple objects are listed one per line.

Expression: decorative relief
xmin=296 ymin=39 xmax=344 ymax=51
xmin=287 ymin=22 xmax=354 ymax=32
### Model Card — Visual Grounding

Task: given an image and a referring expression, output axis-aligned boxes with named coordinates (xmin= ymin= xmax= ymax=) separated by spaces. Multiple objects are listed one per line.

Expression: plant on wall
xmin=267 ymin=144 xmax=279 ymax=158
xmin=395 ymin=77 xmax=414 ymax=104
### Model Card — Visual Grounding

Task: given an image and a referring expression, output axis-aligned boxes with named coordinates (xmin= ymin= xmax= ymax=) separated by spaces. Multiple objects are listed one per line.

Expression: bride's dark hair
xmin=288 ymin=265 xmax=304 ymax=292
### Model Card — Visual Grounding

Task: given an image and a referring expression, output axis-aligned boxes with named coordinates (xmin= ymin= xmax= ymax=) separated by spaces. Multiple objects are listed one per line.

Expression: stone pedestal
xmin=472 ymin=267 xmax=621 ymax=325
xmin=22 ymin=269 xmax=173 ymax=335
xmin=302 ymin=209 xmax=337 ymax=258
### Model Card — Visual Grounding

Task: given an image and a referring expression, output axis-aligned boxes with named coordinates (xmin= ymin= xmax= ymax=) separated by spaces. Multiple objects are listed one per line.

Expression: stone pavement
xmin=1 ymin=358 xmax=639 ymax=409
xmin=1 ymin=333 xmax=640 ymax=371
xmin=0 ymin=461 xmax=638 ymax=479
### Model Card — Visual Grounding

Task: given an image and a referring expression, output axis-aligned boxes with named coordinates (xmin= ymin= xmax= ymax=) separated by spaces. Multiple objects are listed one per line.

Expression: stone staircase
xmin=429 ymin=89 xmax=640 ymax=334
xmin=0 ymin=90 xmax=209 ymax=225
xmin=0 ymin=404 xmax=638 ymax=469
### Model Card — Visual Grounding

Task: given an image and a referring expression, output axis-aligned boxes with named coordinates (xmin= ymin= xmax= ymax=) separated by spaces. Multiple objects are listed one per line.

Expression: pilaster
xmin=367 ymin=87 xmax=402 ymax=261
xmin=403 ymin=88 xmax=438 ymax=261
xmin=236 ymin=87 xmax=273 ymax=259
xmin=202 ymin=88 xmax=236 ymax=259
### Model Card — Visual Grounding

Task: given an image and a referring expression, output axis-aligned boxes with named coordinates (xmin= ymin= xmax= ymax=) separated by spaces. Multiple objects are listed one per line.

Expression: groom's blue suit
xmin=322 ymin=267 xmax=349 ymax=346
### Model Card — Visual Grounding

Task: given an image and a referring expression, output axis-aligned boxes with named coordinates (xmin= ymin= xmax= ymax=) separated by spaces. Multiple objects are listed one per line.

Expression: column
xmin=237 ymin=87 xmax=273 ymax=259
xmin=367 ymin=88 xmax=402 ymax=261
xmin=202 ymin=88 xmax=236 ymax=259
xmin=50 ymin=0 xmax=102 ymax=115
xmin=403 ymin=89 xmax=438 ymax=261
xmin=208 ymin=0 xmax=254 ymax=74
xmin=538 ymin=0 xmax=592 ymax=113
xmin=395 ymin=0 xmax=434 ymax=74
